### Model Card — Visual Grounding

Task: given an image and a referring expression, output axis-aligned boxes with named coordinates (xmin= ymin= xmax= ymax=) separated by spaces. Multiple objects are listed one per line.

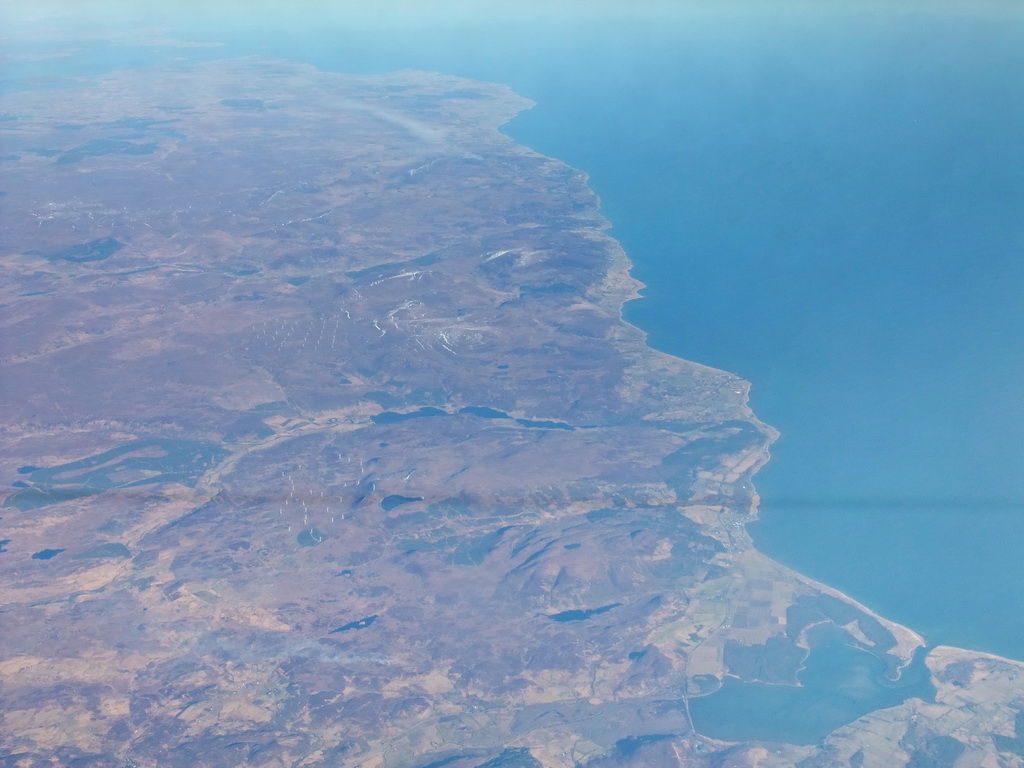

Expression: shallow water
xmin=689 ymin=624 xmax=934 ymax=745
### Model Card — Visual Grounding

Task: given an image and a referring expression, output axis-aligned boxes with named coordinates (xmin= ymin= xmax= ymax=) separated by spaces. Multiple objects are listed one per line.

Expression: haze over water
xmin=8 ymin=0 xmax=1024 ymax=663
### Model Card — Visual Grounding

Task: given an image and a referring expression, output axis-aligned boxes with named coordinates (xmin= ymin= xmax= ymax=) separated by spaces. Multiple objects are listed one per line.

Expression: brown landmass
xmin=1 ymin=57 xmax=1022 ymax=768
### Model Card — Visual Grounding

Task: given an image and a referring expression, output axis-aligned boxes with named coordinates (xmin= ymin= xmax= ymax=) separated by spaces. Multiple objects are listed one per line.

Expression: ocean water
xmin=7 ymin=0 xmax=1024 ymax=739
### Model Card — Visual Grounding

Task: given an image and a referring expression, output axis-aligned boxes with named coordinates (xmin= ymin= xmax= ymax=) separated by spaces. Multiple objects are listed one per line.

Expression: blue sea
xmin=6 ymin=0 xmax=1024 ymax=743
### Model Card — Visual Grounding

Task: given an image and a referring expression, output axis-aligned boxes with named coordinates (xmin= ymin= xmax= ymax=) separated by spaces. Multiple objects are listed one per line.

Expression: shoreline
xmin=499 ymin=104 xmax=928 ymax=670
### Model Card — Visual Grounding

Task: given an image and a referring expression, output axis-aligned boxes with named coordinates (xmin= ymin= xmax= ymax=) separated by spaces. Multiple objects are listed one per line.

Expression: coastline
xmin=522 ymin=89 xmax=1024 ymax=758
xmin=500 ymin=104 xmax=927 ymax=676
